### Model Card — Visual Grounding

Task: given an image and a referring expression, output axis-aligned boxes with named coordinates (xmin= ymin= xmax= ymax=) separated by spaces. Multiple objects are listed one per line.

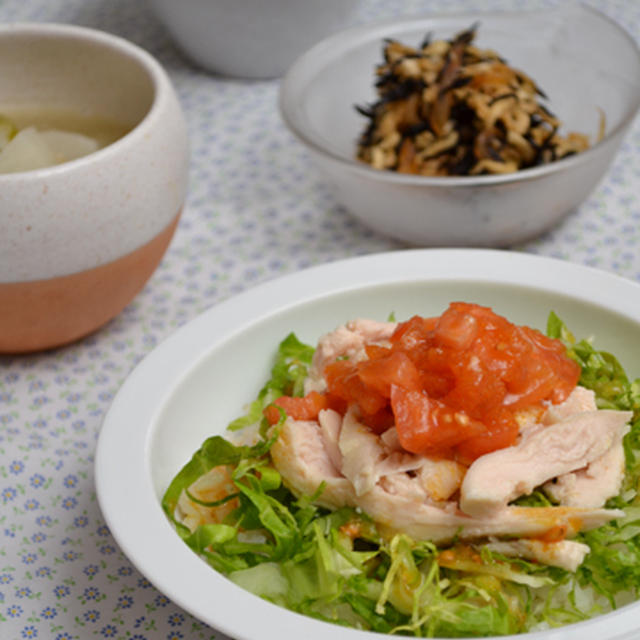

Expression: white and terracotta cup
xmin=0 ymin=23 xmax=189 ymax=353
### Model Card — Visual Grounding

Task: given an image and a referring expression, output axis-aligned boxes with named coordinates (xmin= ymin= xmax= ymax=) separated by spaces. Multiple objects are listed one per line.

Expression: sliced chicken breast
xmin=271 ymin=417 xmax=623 ymax=544
xmin=542 ymin=387 xmax=629 ymax=508
xmin=357 ymin=483 xmax=622 ymax=543
xmin=460 ymin=409 xmax=632 ymax=517
xmin=270 ymin=418 xmax=355 ymax=509
xmin=485 ymin=538 xmax=591 ymax=572
xmin=317 ymin=409 xmax=343 ymax=472
xmin=542 ymin=385 xmax=597 ymax=424
xmin=339 ymin=408 xmax=386 ymax=496
xmin=544 ymin=429 xmax=628 ymax=508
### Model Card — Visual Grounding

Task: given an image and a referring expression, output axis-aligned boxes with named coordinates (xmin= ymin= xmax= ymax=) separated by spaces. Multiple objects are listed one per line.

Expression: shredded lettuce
xmin=162 ymin=312 xmax=640 ymax=636
xmin=227 ymin=332 xmax=313 ymax=432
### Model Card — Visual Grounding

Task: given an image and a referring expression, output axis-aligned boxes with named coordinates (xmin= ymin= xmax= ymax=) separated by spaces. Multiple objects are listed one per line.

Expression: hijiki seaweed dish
xmin=356 ymin=25 xmax=596 ymax=176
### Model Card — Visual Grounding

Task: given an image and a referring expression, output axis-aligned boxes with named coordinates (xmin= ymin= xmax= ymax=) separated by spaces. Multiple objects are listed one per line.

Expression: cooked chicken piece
xmin=346 ymin=318 xmax=398 ymax=342
xmin=376 ymin=451 xmax=426 ymax=477
xmin=543 ymin=386 xmax=597 ymax=424
xmin=177 ymin=492 xmax=216 ymax=533
xmin=379 ymin=471 xmax=431 ymax=503
xmin=380 ymin=426 xmax=402 ymax=451
xmin=339 ymin=408 xmax=386 ymax=496
xmin=516 ymin=386 xmax=596 ymax=441
xmin=305 ymin=318 xmax=396 ymax=393
xmin=339 ymin=409 xmax=464 ymax=501
xmin=318 ymin=409 xmax=343 ymax=472
xmin=357 ymin=483 xmax=622 ymax=543
xmin=272 ymin=417 xmax=623 ymax=543
xmin=459 ymin=409 xmax=632 ymax=517
xmin=418 ymin=458 xmax=466 ymax=502
xmin=322 ymin=409 xmax=426 ymax=481
xmin=485 ymin=538 xmax=591 ymax=572
xmin=541 ymin=386 xmax=628 ymax=508
xmin=544 ymin=429 xmax=628 ymax=508
xmin=270 ymin=418 xmax=355 ymax=509
xmin=176 ymin=465 xmax=238 ymax=533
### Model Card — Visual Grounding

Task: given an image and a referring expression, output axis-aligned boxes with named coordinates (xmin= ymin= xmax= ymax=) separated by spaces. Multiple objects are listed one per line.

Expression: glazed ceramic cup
xmin=0 ymin=23 xmax=189 ymax=353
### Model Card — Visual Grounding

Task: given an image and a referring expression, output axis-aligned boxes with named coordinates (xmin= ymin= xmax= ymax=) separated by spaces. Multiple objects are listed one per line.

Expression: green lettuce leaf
xmin=228 ymin=332 xmax=314 ymax=432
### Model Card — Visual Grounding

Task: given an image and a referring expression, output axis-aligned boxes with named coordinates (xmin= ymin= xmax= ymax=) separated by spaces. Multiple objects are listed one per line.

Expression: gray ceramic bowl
xmin=280 ymin=5 xmax=640 ymax=246
xmin=147 ymin=0 xmax=362 ymax=79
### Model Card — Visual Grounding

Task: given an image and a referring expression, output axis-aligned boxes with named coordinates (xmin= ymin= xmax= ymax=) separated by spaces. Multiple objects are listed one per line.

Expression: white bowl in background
xmin=0 ymin=23 xmax=189 ymax=353
xmin=96 ymin=249 xmax=640 ymax=640
xmin=147 ymin=0 xmax=362 ymax=79
xmin=279 ymin=5 xmax=640 ymax=247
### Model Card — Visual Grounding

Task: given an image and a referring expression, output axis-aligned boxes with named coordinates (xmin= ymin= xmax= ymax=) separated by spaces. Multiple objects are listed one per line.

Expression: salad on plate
xmin=162 ymin=302 xmax=640 ymax=637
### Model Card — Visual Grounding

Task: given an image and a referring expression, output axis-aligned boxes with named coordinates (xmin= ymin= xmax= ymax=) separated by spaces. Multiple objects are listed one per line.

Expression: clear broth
xmin=1 ymin=106 xmax=131 ymax=148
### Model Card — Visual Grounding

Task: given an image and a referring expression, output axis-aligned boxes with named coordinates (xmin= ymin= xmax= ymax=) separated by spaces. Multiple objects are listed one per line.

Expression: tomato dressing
xmin=266 ymin=303 xmax=581 ymax=463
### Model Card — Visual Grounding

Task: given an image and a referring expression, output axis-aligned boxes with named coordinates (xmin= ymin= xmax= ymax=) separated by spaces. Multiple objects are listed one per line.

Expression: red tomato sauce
xmin=266 ymin=303 xmax=581 ymax=464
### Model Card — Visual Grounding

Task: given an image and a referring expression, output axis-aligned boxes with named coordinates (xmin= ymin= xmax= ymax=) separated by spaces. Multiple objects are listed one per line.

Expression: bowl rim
xmin=279 ymin=4 xmax=640 ymax=187
xmin=0 ymin=21 xmax=173 ymax=180
xmin=96 ymin=248 xmax=640 ymax=640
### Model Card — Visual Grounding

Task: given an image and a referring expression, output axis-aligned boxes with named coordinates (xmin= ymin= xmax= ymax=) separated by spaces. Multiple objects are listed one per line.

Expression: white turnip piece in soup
xmin=0 ymin=109 xmax=129 ymax=173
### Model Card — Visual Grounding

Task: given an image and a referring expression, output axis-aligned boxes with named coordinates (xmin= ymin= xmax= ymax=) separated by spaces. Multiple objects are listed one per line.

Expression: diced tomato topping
xmin=391 ymin=385 xmax=487 ymax=453
xmin=454 ymin=408 xmax=520 ymax=464
xmin=357 ymin=351 xmax=422 ymax=397
xmin=432 ymin=306 xmax=479 ymax=350
xmin=389 ymin=315 xmax=436 ymax=352
xmin=359 ymin=406 xmax=395 ymax=435
xmin=274 ymin=302 xmax=581 ymax=463
xmin=324 ymin=360 xmax=388 ymax=415
xmin=264 ymin=390 xmax=331 ymax=425
xmin=364 ymin=344 xmax=392 ymax=360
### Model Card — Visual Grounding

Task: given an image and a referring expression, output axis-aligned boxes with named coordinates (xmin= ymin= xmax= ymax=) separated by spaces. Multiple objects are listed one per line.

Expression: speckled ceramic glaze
xmin=0 ymin=23 xmax=189 ymax=353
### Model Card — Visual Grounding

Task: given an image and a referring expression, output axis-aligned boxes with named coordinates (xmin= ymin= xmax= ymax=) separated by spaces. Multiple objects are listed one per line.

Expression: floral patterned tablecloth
xmin=0 ymin=0 xmax=638 ymax=639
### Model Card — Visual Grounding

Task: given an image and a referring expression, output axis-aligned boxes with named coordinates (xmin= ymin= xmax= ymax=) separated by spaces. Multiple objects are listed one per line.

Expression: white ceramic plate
xmin=95 ymin=249 xmax=640 ymax=640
